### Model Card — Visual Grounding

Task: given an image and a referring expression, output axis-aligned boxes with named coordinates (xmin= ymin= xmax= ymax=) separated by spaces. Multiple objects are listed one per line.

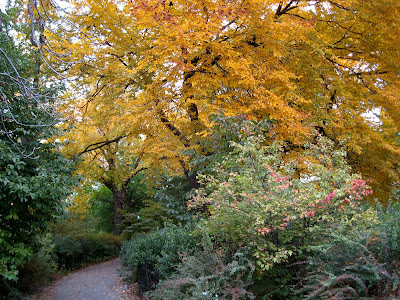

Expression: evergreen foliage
xmin=297 ymin=229 xmax=400 ymax=299
xmin=148 ymin=235 xmax=256 ymax=300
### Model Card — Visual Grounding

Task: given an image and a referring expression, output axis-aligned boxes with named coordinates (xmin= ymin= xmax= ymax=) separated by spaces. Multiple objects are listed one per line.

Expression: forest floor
xmin=26 ymin=258 xmax=139 ymax=300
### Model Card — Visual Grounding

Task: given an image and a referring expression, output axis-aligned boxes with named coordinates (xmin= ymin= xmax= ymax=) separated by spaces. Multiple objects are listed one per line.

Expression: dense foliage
xmin=84 ymin=176 xmax=150 ymax=234
xmin=119 ymin=117 xmax=398 ymax=299
xmin=51 ymin=233 xmax=122 ymax=271
xmin=120 ymin=225 xmax=198 ymax=295
xmin=295 ymin=201 xmax=400 ymax=299
xmin=49 ymin=214 xmax=123 ymax=271
xmin=191 ymin=133 xmax=373 ymax=271
xmin=148 ymin=236 xmax=256 ymax=300
xmin=0 ymin=6 xmax=78 ymax=295
xmin=15 ymin=234 xmax=56 ymax=294
xmin=120 ymin=175 xmax=194 ymax=238
xmin=297 ymin=229 xmax=400 ymax=299
xmin=88 ymin=186 xmax=115 ymax=233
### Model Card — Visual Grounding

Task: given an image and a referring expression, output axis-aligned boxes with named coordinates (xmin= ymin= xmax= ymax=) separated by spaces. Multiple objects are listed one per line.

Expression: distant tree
xmin=62 ymin=124 xmax=148 ymax=235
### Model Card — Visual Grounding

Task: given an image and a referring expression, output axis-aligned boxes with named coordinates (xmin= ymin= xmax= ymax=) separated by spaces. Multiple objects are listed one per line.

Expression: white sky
xmin=0 ymin=0 xmax=6 ymax=11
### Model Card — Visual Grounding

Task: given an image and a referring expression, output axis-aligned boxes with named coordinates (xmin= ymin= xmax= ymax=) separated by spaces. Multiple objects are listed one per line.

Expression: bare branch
xmin=78 ymin=135 xmax=127 ymax=155
xmin=275 ymin=0 xmax=299 ymax=17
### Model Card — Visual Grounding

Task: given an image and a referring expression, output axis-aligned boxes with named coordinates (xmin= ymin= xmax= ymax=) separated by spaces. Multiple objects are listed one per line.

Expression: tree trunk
xmin=187 ymin=170 xmax=200 ymax=189
xmin=113 ymin=195 xmax=123 ymax=236
xmin=105 ymin=182 xmax=127 ymax=236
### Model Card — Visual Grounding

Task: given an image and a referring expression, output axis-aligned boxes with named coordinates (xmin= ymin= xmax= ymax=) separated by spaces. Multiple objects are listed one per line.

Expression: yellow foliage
xmin=67 ymin=185 xmax=90 ymax=215
xmin=52 ymin=0 xmax=400 ymax=199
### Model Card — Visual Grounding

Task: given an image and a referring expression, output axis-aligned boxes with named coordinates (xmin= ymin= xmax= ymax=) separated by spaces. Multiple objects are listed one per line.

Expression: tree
xmin=65 ymin=135 xmax=148 ymax=235
xmin=0 ymin=5 xmax=78 ymax=288
xmin=55 ymin=0 xmax=399 ymax=199
xmin=60 ymin=77 xmax=150 ymax=234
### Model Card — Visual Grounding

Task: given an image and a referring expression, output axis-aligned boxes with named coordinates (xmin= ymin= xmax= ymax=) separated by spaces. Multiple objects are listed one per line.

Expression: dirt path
xmin=28 ymin=258 xmax=137 ymax=300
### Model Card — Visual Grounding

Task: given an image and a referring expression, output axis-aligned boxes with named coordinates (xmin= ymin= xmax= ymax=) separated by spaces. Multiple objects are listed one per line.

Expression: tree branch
xmin=78 ymin=135 xmax=126 ymax=155
xmin=275 ymin=1 xmax=299 ymax=17
xmin=133 ymin=167 xmax=148 ymax=176
xmin=123 ymin=157 xmax=148 ymax=186
xmin=158 ymin=111 xmax=191 ymax=148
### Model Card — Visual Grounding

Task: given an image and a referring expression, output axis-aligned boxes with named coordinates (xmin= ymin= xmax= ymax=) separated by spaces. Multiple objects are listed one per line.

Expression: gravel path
xmin=28 ymin=258 xmax=137 ymax=300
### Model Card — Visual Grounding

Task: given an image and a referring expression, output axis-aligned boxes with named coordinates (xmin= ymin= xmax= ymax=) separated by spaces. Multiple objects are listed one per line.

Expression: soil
xmin=26 ymin=258 xmax=139 ymax=300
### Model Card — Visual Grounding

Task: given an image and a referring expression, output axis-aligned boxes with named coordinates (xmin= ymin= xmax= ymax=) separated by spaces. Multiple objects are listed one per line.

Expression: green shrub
xmin=148 ymin=235 xmax=255 ymax=300
xmin=48 ymin=212 xmax=122 ymax=271
xmin=250 ymin=261 xmax=301 ymax=300
xmin=374 ymin=200 xmax=400 ymax=269
xmin=121 ymin=176 xmax=194 ymax=239
xmin=16 ymin=234 xmax=56 ymax=293
xmin=16 ymin=256 xmax=54 ymax=294
xmin=296 ymin=229 xmax=400 ymax=299
xmin=120 ymin=225 xmax=198 ymax=294
xmin=51 ymin=233 xmax=122 ymax=271
xmin=0 ymin=279 xmax=22 ymax=300
xmin=120 ymin=200 xmax=170 ymax=239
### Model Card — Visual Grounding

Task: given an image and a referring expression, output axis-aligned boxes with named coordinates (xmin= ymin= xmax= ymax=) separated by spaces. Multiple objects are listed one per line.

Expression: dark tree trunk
xmin=105 ymin=182 xmax=127 ymax=236
xmin=187 ymin=170 xmax=200 ymax=189
xmin=113 ymin=195 xmax=123 ymax=235
xmin=112 ymin=187 xmax=126 ymax=235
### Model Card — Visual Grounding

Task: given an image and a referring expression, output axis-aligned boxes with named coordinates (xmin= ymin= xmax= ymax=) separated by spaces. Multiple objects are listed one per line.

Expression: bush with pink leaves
xmin=190 ymin=135 xmax=375 ymax=271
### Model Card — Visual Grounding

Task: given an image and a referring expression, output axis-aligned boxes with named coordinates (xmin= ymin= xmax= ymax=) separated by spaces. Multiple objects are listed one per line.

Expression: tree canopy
xmin=52 ymin=0 xmax=400 ymax=201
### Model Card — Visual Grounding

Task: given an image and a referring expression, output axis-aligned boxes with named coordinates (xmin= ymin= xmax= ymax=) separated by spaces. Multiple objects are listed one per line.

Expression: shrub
xmin=120 ymin=225 xmax=198 ymax=295
xmin=16 ymin=255 xmax=54 ymax=294
xmin=250 ymin=260 xmax=301 ymax=300
xmin=120 ymin=200 xmax=170 ymax=239
xmin=374 ymin=200 xmax=400 ymax=270
xmin=148 ymin=235 xmax=256 ymax=300
xmin=48 ymin=212 xmax=122 ymax=271
xmin=296 ymin=228 xmax=400 ymax=299
xmin=121 ymin=176 xmax=195 ymax=239
xmin=0 ymin=280 xmax=22 ymax=300
xmin=16 ymin=234 xmax=57 ymax=293
xmin=50 ymin=213 xmax=97 ymax=237
xmin=190 ymin=135 xmax=374 ymax=272
xmin=51 ymin=233 xmax=122 ymax=271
